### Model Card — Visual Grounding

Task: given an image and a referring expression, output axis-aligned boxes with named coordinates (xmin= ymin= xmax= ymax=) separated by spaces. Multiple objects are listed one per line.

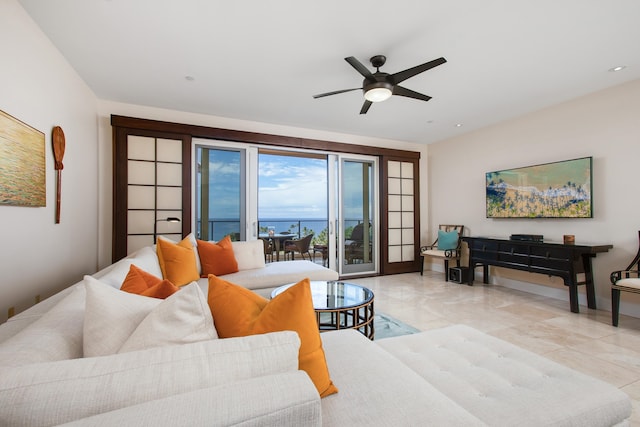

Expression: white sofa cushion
xmin=84 ymin=277 xmax=216 ymax=357
xmin=320 ymin=329 xmax=484 ymax=426
xmin=218 ymin=260 xmax=339 ymax=291
xmin=57 ymin=372 xmax=321 ymax=427
xmin=0 ymin=286 xmax=85 ymax=367
xmin=377 ymin=324 xmax=632 ymax=427
xmin=0 ymin=331 xmax=301 ymax=427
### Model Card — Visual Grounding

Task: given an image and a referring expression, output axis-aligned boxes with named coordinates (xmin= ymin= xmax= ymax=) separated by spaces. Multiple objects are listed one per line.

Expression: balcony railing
xmin=196 ymin=218 xmax=365 ymax=243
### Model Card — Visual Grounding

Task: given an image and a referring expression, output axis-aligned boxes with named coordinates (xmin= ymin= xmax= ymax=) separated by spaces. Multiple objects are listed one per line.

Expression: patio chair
xmin=262 ymin=238 xmax=274 ymax=263
xmin=345 ymin=223 xmax=372 ymax=264
xmin=284 ymin=233 xmax=314 ymax=261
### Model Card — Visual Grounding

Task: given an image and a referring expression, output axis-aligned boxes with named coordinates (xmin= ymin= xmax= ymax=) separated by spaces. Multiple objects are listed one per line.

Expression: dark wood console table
xmin=462 ymin=236 xmax=612 ymax=313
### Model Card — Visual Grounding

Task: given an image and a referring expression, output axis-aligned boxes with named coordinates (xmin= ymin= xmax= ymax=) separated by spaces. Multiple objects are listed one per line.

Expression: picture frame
xmin=486 ymin=156 xmax=593 ymax=218
xmin=0 ymin=110 xmax=46 ymax=207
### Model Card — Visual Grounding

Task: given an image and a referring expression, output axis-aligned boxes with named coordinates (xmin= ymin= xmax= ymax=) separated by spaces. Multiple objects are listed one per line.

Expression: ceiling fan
xmin=313 ymin=55 xmax=447 ymax=114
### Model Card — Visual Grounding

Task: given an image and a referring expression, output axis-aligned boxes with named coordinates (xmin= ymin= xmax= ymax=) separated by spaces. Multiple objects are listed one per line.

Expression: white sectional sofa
xmin=0 ymin=239 xmax=632 ymax=426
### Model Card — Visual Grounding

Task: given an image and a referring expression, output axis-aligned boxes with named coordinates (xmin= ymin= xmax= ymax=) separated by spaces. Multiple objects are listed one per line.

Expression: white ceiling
xmin=18 ymin=0 xmax=640 ymax=144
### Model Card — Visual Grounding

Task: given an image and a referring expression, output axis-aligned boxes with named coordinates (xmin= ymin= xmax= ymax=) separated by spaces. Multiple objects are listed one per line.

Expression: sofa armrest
xmin=58 ymin=371 xmax=321 ymax=427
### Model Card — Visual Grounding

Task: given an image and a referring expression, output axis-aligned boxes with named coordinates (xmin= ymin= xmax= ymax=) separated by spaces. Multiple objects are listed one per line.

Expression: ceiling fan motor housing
xmin=370 ymin=55 xmax=387 ymax=69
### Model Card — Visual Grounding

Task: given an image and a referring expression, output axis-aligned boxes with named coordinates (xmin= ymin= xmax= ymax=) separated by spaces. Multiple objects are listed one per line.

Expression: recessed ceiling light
xmin=608 ymin=66 xmax=626 ymax=72
xmin=185 ymin=75 xmax=195 ymax=81
xmin=455 ymin=123 xmax=463 ymax=127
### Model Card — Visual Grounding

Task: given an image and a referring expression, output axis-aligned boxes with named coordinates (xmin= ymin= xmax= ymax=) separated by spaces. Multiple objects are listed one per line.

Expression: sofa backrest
xmin=93 ymin=246 xmax=162 ymax=288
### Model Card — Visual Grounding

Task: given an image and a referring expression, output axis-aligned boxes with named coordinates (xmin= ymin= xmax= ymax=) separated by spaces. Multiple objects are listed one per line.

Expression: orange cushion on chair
xmin=156 ymin=236 xmax=200 ymax=286
xmin=207 ymin=275 xmax=338 ymax=398
xmin=197 ymin=236 xmax=239 ymax=277
xmin=120 ymin=264 xmax=180 ymax=299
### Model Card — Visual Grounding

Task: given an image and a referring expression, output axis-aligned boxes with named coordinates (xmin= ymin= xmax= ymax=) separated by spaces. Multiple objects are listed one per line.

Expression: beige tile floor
xmin=347 ymin=271 xmax=640 ymax=426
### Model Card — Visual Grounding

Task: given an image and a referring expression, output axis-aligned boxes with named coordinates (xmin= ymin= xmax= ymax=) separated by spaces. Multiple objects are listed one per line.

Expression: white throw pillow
xmin=0 ymin=286 xmax=85 ymax=366
xmin=84 ymin=277 xmax=217 ymax=357
xmin=232 ymin=240 xmax=266 ymax=270
xmin=119 ymin=282 xmax=217 ymax=353
xmin=83 ymin=276 xmax=160 ymax=357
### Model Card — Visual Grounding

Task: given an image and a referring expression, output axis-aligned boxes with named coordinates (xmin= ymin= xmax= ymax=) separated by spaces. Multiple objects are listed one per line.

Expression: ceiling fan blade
xmin=393 ymin=86 xmax=432 ymax=102
xmin=360 ymin=100 xmax=373 ymax=114
xmin=313 ymin=88 xmax=361 ymax=99
xmin=391 ymin=57 xmax=447 ymax=84
xmin=345 ymin=57 xmax=374 ymax=79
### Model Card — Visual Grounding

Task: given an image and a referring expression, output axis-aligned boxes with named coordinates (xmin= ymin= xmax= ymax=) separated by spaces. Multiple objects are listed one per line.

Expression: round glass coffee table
xmin=271 ymin=281 xmax=375 ymax=340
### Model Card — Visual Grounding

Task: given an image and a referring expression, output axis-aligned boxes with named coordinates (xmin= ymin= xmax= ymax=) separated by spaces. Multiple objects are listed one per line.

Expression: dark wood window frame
xmin=111 ymin=115 xmax=421 ymax=274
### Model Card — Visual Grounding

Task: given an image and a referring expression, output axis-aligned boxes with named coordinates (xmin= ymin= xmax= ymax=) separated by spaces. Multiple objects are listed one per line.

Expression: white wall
xmin=96 ymin=101 xmax=430 ymax=270
xmin=0 ymin=1 xmax=99 ymax=323
xmin=427 ymin=79 xmax=640 ymax=318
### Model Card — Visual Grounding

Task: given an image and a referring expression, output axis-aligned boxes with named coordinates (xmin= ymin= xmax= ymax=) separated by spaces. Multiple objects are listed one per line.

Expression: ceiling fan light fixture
xmin=365 ymin=87 xmax=393 ymax=102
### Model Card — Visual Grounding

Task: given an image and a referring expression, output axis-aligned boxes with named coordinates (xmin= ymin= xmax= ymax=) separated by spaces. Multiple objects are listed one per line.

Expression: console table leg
xmin=582 ymin=255 xmax=597 ymax=309
xmin=585 ymin=281 xmax=597 ymax=309
xmin=569 ymin=285 xmax=580 ymax=313
xmin=482 ymin=265 xmax=489 ymax=284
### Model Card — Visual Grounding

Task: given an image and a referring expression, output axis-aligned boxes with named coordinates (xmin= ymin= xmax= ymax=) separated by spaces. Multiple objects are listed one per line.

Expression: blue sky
xmin=197 ymin=149 xmax=327 ymax=219
xmin=198 ymin=149 xmax=369 ymax=220
xmin=258 ymin=153 xmax=327 ymax=219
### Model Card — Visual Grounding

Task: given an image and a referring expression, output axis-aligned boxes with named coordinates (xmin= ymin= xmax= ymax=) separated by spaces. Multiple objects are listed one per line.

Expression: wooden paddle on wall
xmin=52 ymin=126 xmax=65 ymax=224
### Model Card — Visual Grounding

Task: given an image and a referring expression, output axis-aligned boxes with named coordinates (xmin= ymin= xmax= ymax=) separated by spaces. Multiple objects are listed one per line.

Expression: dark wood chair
xmin=262 ymin=238 xmax=274 ymax=263
xmin=420 ymin=224 xmax=464 ymax=280
xmin=284 ymin=233 xmax=314 ymax=260
xmin=611 ymin=231 xmax=640 ymax=326
xmin=345 ymin=223 xmax=372 ymax=264
xmin=313 ymin=244 xmax=328 ymax=266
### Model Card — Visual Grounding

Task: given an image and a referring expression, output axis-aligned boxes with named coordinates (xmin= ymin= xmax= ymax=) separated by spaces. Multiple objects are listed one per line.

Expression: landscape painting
xmin=486 ymin=157 xmax=592 ymax=218
xmin=0 ymin=110 xmax=46 ymax=207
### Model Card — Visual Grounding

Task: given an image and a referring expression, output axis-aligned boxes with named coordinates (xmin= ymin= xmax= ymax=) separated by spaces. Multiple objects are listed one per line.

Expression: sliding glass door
xmin=193 ymin=142 xmax=378 ymax=275
xmin=333 ymin=155 xmax=378 ymax=276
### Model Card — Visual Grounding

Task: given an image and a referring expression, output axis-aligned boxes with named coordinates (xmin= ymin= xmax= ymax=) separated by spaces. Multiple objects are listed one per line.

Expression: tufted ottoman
xmin=377 ymin=325 xmax=631 ymax=427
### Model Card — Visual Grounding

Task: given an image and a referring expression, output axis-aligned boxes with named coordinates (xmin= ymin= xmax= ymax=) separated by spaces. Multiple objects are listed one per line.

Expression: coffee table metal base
xmin=317 ymin=301 xmax=374 ymax=340
xmin=272 ymin=281 xmax=375 ymax=340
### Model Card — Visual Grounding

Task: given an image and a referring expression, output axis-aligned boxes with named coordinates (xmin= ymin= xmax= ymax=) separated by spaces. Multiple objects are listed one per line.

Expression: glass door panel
xmin=195 ymin=146 xmax=245 ymax=241
xmin=257 ymin=149 xmax=328 ymax=262
xmin=339 ymin=157 xmax=377 ymax=275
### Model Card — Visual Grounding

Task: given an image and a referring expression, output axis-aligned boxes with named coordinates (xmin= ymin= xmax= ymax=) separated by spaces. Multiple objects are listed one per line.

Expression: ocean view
xmin=198 ymin=218 xmax=363 ymax=242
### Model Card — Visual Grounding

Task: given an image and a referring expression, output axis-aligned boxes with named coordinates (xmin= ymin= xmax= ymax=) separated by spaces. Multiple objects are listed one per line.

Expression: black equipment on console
xmin=509 ymin=234 xmax=544 ymax=242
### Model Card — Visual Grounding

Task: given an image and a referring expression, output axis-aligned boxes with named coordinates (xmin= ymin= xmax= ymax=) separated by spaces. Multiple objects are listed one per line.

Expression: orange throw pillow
xmin=120 ymin=264 xmax=180 ymax=299
xmin=197 ymin=236 xmax=239 ymax=277
xmin=156 ymin=236 xmax=200 ymax=286
xmin=207 ymin=275 xmax=338 ymax=398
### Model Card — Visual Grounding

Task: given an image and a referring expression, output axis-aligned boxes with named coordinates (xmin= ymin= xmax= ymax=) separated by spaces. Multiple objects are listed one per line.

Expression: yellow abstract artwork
xmin=0 ymin=110 xmax=45 ymax=207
